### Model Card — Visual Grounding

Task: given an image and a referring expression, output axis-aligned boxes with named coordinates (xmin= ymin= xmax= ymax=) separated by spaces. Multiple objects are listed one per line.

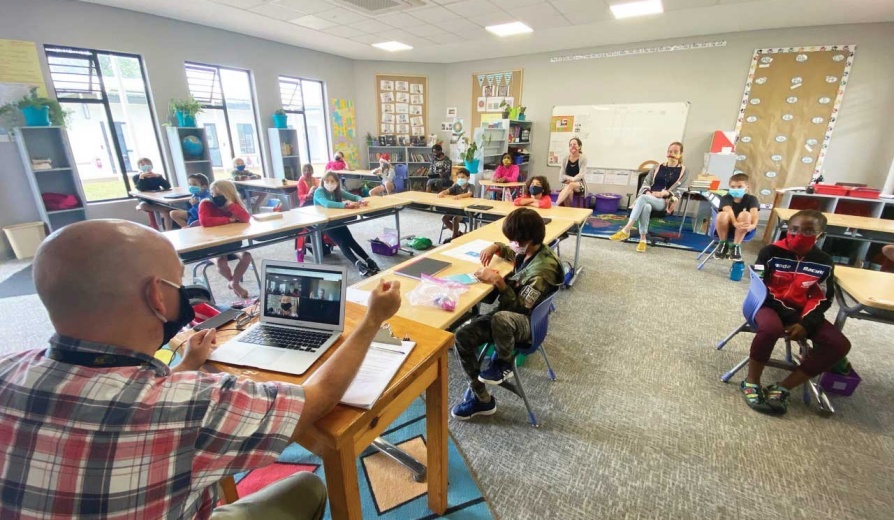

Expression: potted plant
xmin=518 ymin=106 xmax=527 ymax=121
xmin=365 ymin=132 xmax=375 ymax=146
xmin=169 ymin=97 xmax=203 ymax=127
xmin=272 ymin=109 xmax=288 ymax=129
xmin=499 ymin=100 xmax=512 ymax=119
xmin=0 ymin=87 xmax=69 ymax=127
xmin=460 ymin=134 xmax=491 ymax=174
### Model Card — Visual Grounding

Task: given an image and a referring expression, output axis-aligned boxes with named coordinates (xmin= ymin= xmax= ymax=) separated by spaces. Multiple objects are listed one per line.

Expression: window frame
xmin=278 ymin=75 xmax=331 ymax=165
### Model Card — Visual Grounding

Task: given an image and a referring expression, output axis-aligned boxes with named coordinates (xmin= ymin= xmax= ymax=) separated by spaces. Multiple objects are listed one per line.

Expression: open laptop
xmin=209 ymin=260 xmax=347 ymax=375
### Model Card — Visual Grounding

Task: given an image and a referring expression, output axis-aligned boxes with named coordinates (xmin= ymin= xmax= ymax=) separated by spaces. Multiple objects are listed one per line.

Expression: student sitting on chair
xmin=297 ymin=164 xmax=318 ymax=207
xmin=325 ymin=150 xmax=351 ymax=171
xmin=741 ymin=209 xmax=851 ymax=415
xmin=713 ymin=173 xmax=760 ymax=261
xmin=133 ymin=157 xmax=173 ymax=230
xmin=314 ymin=171 xmax=380 ymax=277
xmin=451 ymin=208 xmax=564 ymax=420
xmin=487 ymin=153 xmax=520 ymax=199
xmin=554 ymin=138 xmax=588 ymax=207
xmin=230 ymin=157 xmax=266 ymax=213
xmin=199 ymin=180 xmax=253 ymax=299
xmin=609 ymin=141 xmax=688 ymax=252
xmin=171 ymin=173 xmax=210 ymax=228
xmin=369 ymin=153 xmax=396 ymax=196
xmin=438 ymin=167 xmax=474 ymax=240
xmin=426 ymin=144 xmax=453 ymax=193
xmin=514 ymin=176 xmax=552 ymax=209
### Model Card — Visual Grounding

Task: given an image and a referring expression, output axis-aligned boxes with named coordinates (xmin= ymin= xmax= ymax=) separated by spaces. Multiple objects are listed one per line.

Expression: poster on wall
xmin=329 ymin=98 xmax=361 ymax=168
xmin=470 ymin=69 xmax=523 ymax=130
xmin=734 ymin=45 xmax=856 ymax=206
xmin=0 ymin=39 xmax=48 ymax=142
xmin=376 ymin=74 xmax=427 ymax=139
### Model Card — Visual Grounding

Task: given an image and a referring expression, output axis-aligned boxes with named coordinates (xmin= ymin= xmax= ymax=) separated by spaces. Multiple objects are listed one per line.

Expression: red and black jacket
xmin=756 ymin=239 xmax=836 ymax=335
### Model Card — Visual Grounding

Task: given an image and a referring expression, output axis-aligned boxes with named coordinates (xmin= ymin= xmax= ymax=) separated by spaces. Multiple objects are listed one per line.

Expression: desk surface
xmin=835 ymin=266 xmax=894 ymax=311
xmin=466 ymin=199 xmax=592 ymax=225
xmin=478 ymin=180 xmax=526 ymax=188
xmin=390 ymin=191 xmax=481 ymax=210
xmin=293 ymin=196 xmax=409 ymax=221
xmin=234 ymin=178 xmax=298 ymax=190
xmin=129 ymin=187 xmax=193 ymax=205
xmin=317 ymin=169 xmax=377 ymax=178
xmin=164 ymin=211 xmax=327 ymax=254
xmin=775 ymin=208 xmax=894 ymax=234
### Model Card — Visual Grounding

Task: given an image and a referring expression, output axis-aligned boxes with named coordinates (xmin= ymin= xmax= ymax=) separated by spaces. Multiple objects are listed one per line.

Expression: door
xmin=113 ymin=122 xmax=133 ymax=172
xmin=205 ymin=123 xmax=223 ymax=167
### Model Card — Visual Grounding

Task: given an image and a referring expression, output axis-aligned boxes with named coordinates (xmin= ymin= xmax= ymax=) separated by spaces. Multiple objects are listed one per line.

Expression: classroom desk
xmin=233 ymin=178 xmax=299 ymax=210
xmin=350 ymin=217 xmax=574 ymax=330
xmin=129 ymin=187 xmax=193 ymax=230
xmin=833 ymin=266 xmax=894 ymax=330
xmin=476 ymin=180 xmax=526 ymax=199
xmin=294 ymin=196 xmax=410 ymax=249
xmin=772 ymin=208 xmax=894 ymax=265
xmin=203 ymin=303 xmax=453 ymax=519
xmin=390 ymin=190 xmax=482 ymax=212
xmin=318 ymin=170 xmax=381 ymax=186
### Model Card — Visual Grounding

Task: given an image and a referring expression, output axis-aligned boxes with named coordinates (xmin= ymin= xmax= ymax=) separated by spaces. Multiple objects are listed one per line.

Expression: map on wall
xmin=330 ymin=98 xmax=360 ymax=168
xmin=0 ymin=39 xmax=48 ymax=141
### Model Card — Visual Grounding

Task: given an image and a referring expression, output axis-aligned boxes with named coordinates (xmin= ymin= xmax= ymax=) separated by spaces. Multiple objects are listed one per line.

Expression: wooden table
xmin=294 ymin=196 xmax=410 ymax=255
xmin=205 ymin=303 xmax=453 ymax=519
xmin=476 ymin=180 xmax=526 ymax=199
xmin=130 ymin=187 xmax=194 ymax=230
xmin=233 ymin=178 xmax=299 ymax=210
xmin=390 ymin=190 xmax=483 ymax=212
xmin=318 ymin=170 xmax=381 ymax=186
xmin=772 ymin=208 xmax=894 ymax=265
xmin=833 ymin=266 xmax=894 ymax=329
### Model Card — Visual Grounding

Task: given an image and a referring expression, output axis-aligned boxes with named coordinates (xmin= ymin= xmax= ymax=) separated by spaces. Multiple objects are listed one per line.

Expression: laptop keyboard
xmin=242 ymin=326 xmax=332 ymax=351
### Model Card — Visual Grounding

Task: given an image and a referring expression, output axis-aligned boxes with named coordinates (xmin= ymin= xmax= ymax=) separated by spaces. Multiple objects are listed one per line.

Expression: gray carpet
xmin=1 ymin=210 xmax=892 ymax=520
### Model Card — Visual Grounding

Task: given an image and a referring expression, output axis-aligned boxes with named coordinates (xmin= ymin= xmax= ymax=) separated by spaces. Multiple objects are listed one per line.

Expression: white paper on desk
xmin=346 ymin=287 xmax=371 ymax=306
xmin=441 ymin=239 xmax=492 ymax=263
xmin=340 ymin=341 xmax=417 ymax=409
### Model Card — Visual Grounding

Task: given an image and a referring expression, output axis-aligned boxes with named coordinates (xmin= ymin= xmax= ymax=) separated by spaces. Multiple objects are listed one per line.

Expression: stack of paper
xmin=340 ymin=340 xmax=416 ymax=409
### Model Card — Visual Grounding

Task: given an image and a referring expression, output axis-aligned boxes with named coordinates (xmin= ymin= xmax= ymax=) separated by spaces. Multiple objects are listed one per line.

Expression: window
xmin=279 ymin=76 xmax=330 ymax=171
xmin=186 ymin=63 xmax=263 ymax=177
xmin=45 ymin=45 xmax=164 ymax=202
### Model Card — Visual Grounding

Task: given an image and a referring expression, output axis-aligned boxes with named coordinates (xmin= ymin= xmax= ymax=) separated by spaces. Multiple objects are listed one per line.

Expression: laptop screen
xmin=262 ymin=266 xmax=344 ymax=326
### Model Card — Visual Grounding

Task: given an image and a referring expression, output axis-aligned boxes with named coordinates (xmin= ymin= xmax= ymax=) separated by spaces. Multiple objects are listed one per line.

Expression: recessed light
xmin=372 ymin=41 xmax=413 ymax=52
xmin=610 ymin=0 xmax=664 ymax=19
xmin=485 ymin=21 xmax=533 ymax=37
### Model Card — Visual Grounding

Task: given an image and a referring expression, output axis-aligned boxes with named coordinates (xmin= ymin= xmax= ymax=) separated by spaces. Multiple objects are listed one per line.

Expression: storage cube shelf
xmin=166 ymin=127 xmax=214 ymax=187
xmin=269 ymin=128 xmax=301 ymax=181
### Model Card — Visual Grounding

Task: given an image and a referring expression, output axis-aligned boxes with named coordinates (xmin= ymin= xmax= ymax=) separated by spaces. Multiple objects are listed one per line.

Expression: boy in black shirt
xmin=714 ymin=173 xmax=759 ymax=261
xmin=437 ymin=167 xmax=474 ymax=240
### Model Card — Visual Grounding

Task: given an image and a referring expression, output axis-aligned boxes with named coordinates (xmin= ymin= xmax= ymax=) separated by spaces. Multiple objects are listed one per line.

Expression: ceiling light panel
xmin=372 ymin=41 xmax=413 ymax=51
xmin=610 ymin=0 xmax=664 ymax=19
xmin=485 ymin=21 xmax=533 ymax=37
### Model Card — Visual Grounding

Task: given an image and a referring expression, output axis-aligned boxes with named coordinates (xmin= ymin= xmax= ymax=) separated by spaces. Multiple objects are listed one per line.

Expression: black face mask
xmin=281 ymin=302 xmax=292 ymax=311
xmin=212 ymin=195 xmax=228 ymax=207
xmin=151 ymin=280 xmax=196 ymax=348
xmin=529 ymin=185 xmax=544 ymax=196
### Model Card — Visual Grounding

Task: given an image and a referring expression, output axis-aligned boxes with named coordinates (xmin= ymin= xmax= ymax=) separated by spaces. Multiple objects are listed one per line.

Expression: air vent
xmin=330 ymin=0 xmax=428 ymax=15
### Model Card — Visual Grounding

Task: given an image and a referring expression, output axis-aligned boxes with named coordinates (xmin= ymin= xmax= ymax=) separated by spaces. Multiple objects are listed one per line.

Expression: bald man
xmin=0 ymin=220 xmax=403 ymax=520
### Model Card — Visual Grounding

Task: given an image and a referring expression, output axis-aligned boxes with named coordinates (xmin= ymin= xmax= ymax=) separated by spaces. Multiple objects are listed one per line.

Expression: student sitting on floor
xmin=369 ymin=153 xmax=397 ymax=196
xmin=230 ymin=157 xmax=266 ymax=212
xmin=171 ymin=173 xmax=210 ymax=228
xmin=514 ymin=176 xmax=552 ymax=209
xmin=451 ymin=208 xmax=564 ymax=420
xmin=438 ymin=167 xmax=474 ymax=240
xmin=314 ymin=171 xmax=381 ymax=277
xmin=741 ymin=209 xmax=851 ymax=415
xmin=133 ymin=157 xmax=173 ymax=230
xmin=198 ymin=180 xmax=253 ymax=299
xmin=713 ymin=173 xmax=760 ymax=261
xmin=297 ymin=164 xmax=318 ymax=207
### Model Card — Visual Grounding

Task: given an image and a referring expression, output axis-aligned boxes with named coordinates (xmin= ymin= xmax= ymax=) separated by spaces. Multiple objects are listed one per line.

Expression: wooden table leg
xmin=426 ymin=351 xmax=449 ymax=515
xmin=321 ymin=444 xmax=362 ymax=520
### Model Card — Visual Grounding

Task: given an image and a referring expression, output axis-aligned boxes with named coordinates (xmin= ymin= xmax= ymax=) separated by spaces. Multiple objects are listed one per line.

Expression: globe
xmin=182 ymin=135 xmax=204 ymax=157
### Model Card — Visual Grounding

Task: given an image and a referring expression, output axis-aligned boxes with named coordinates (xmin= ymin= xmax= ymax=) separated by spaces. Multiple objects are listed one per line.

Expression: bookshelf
xmin=368 ymin=145 xmax=428 ymax=190
xmin=166 ymin=127 xmax=214 ymax=187
xmin=268 ymin=128 xmax=301 ymax=180
xmin=507 ymin=119 xmax=532 ymax=180
xmin=14 ymin=127 xmax=88 ymax=232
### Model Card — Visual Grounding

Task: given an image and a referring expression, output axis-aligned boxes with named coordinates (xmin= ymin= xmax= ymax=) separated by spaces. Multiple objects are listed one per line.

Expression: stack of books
xmin=691 ymin=175 xmax=719 ymax=191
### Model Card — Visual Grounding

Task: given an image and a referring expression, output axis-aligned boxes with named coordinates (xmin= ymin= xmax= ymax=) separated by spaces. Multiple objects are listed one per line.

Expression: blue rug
xmin=0 ymin=266 xmax=35 ymax=299
xmin=582 ymin=211 xmax=713 ymax=252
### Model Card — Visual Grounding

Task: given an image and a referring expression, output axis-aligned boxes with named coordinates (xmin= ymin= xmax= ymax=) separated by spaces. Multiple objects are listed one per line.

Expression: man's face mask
xmin=147 ymin=279 xmax=195 ymax=348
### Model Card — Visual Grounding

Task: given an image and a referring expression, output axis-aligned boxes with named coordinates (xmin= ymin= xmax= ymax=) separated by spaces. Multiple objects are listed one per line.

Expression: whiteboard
xmin=548 ymin=102 xmax=690 ymax=169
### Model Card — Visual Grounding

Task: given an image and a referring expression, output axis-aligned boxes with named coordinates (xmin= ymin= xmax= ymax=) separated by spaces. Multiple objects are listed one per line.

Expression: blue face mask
xmin=728 ymin=188 xmax=747 ymax=198
xmin=140 ymin=164 xmax=152 ymax=173
xmin=236 ymin=165 xmax=245 ymax=172
xmin=188 ymin=185 xmax=202 ymax=195
xmin=456 ymin=178 xmax=468 ymax=186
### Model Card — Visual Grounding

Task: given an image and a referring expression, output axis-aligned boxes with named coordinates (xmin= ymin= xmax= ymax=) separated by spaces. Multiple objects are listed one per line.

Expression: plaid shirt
xmin=0 ymin=334 xmax=304 ymax=520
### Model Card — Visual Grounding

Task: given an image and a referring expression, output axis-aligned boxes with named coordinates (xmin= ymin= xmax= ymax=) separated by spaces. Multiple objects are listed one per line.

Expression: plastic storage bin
xmin=813 ymin=184 xmax=849 ymax=196
xmin=369 ymin=238 xmax=399 ymax=256
xmin=3 ymin=222 xmax=47 ymax=259
xmin=847 ymin=187 xmax=881 ymax=199
xmin=819 ymin=367 xmax=861 ymax=396
xmin=594 ymin=193 xmax=622 ymax=213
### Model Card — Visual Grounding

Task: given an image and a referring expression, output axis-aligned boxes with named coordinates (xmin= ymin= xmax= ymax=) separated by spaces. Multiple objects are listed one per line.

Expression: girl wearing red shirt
xmin=514 ymin=176 xmax=552 ymax=209
xmin=297 ymin=164 xmax=318 ymax=206
xmin=199 ymin=180 xmax=253 ymax=298
xmin=325 ymin=151 xmax=350 ymax=172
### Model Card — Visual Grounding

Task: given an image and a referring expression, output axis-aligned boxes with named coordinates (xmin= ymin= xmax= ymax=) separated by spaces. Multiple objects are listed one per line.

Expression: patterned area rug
xmin=582 ymin=211 xmax=714 ymax=252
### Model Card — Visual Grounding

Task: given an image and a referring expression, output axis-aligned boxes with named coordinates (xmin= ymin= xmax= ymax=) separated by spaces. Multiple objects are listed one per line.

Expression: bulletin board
xmin=329 ymin=98 xmax=360 ymax=167
xmin=0 ymin=39 xmax=48 ymax=141
xmin=734 ymin=45 xmax=856 ymax=206
xmin=470 ymin=69 xmax=523 ymax=130
xmin=375 ymin=74 xmax=427 ymax=146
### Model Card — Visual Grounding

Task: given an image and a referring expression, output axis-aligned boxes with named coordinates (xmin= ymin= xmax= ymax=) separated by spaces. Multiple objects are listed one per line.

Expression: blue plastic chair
xmin=696 ymin=208 xmax=756 ymax=270
xmin=393 ymin=163 xmax=408 ymax=192
xmin=475 ymin=292 xmax=559 ymax=427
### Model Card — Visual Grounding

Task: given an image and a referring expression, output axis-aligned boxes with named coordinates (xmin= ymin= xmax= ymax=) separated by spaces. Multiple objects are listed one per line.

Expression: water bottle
xmin=730 ymin=260 xmax=745 ymax=282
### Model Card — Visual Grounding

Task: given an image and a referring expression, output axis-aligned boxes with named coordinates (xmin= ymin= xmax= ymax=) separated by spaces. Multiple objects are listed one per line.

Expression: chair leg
xmin=510 ymin=360 xmax=538 ymax=428
xmin=721 ymin=356 xmax=750 ymax=383
xmin=249 ymin=257 xmax=261 ymax=290
xmin=697 ymin=239 xmax=717 ymax=261
xmin=716 ymin=322 xmax=747 ymax=350
xmin=697 ymin=240 xmax=719 ymax=270
xmin=539 ymin=346 xmax=557 ymax=381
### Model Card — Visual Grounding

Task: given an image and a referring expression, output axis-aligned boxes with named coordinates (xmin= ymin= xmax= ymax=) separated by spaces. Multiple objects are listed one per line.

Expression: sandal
xmin=740 ymin=381 xmax=774 ymax=414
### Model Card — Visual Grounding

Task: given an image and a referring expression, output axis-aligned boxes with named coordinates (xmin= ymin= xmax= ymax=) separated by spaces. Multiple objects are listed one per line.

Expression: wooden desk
xmin=234 ymin=178 xmax=299 ymax=210
xmin=833 ymin=266 xmax=894 ymax=329
xmin=206 ymin=303 xmax=452 ymax=519
xmin=477 ymin=180 xmax=526 ymax=199
xmin=318 ymin=170 xmax=380 ymax=184
xmin=129 ymin=187 xmax=194 ymax=207
xmin=772 ymin=208 xmax=894 ymax=266
xmin=390 ymin=191 xmax=482 ymax=212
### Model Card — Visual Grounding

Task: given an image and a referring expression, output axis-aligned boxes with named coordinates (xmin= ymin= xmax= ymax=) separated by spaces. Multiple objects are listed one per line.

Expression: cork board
xmin=375 ymin=74 xmax=427 ymax=146
xmin=734 ymin=45 xmax=855 ymax=206
xmin=470 ymin=69 xmax=523 ymax=130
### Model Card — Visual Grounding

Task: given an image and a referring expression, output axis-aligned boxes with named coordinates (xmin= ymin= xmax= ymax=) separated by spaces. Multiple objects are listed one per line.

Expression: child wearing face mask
xmin=170 ymin=173 xmax=211 ymax=228
xmin=713 ymin=173 xmax=760 ymax=261
xmin=313 ymin=171 xmax=380 ymax=277
xmin=230 ymin=157 xmax=266 ymax=213
xmin=199 ymin=180 xmax=254 ymax=299
xmin=326 ymin=151 xmax=350 ymax=172
xmin=438 ymin=168 xmax=474 ymax=239
xmin=297 ymin=164 xmax=318 ymax=207
xmin=487 ymin=153 xmax=520 ymax=199
xmin=514 ymin=176 xmax=552 ymax=209
xmin=133 ymin=157 xmax=174 ymax=230
xmin=739 ymin=209 xmax=850 ymax=416
xmin=369 ymin=154 xmax=396 ymax=196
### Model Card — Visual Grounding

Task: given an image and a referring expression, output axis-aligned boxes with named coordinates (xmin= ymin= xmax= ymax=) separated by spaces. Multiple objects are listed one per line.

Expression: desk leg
xmin=426 ymin=351 xmax=449 ymax=515
xmin=569 ymin=224 xmax=584 ymax=286
xmin=312 ymin=230 xmax=324 ymax=264
xmin=394 ymin=210 xmax=401 ymax=241
xmin=321 ymin=444 xmax=362 ymax=520
xmin=676 ymin=194 xmax=691 ymax=237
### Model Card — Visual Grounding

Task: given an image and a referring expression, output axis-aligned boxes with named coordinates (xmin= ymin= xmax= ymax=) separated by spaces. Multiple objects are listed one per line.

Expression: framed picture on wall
xmin=395 ymin=80 xmax=409 ymax=92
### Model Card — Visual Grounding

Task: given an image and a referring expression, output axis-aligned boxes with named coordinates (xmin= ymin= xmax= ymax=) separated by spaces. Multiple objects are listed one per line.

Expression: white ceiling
xmin=79 ymin=0 xmax=894 ymax=63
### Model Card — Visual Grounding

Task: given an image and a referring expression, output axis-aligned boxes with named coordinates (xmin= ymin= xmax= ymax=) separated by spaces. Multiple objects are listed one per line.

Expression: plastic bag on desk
xmin=406 ymin=275 xmax=469 ymax=312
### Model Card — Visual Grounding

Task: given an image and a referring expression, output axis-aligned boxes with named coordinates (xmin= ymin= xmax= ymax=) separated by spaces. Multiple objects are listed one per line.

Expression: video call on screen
xmin=264 ymin=269 xmax=342 ymax=326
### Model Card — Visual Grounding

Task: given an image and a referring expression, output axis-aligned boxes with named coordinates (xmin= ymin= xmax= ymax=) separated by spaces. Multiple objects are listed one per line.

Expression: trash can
xmin=3 ymin=222 xmax=47 ymax=259
xmin=593 ymin=193 xmax=622 ymax=214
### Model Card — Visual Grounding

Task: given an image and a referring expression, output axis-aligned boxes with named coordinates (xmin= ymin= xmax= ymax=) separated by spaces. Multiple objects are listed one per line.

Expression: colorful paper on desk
xmin=446 ymin=273 xmax=479 ymax=285
xmin=340 ymin=341 xmax=416 ymax=409
xmin=441 ymin=239 xmax=492 ymax=263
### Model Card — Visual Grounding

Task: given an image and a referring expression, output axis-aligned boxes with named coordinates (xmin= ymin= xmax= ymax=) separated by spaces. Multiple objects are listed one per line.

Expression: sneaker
xmin=365 ymin=258 xmax=380 ymax=275
xmin=478 ymin=357 xmax=514 ymax=385
xmin=451 ymin=389 xmax=496 ymax=420
xmin=609 ymin=230 xmax=630 ymax=241
xmin=635 ymin=241 xmax=647 ymax=253
xmin=765 ymin=384 xmax=790 ymax=414
xmin=355 ymin=260 xmax=370 ymax=277
xmin=740 ymin=381 xmax=774 ymax=413
xmin=713 ymin=242 xmax=730 ymax=260
xmin=729 ymin=244 xmax=742 ymax=262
